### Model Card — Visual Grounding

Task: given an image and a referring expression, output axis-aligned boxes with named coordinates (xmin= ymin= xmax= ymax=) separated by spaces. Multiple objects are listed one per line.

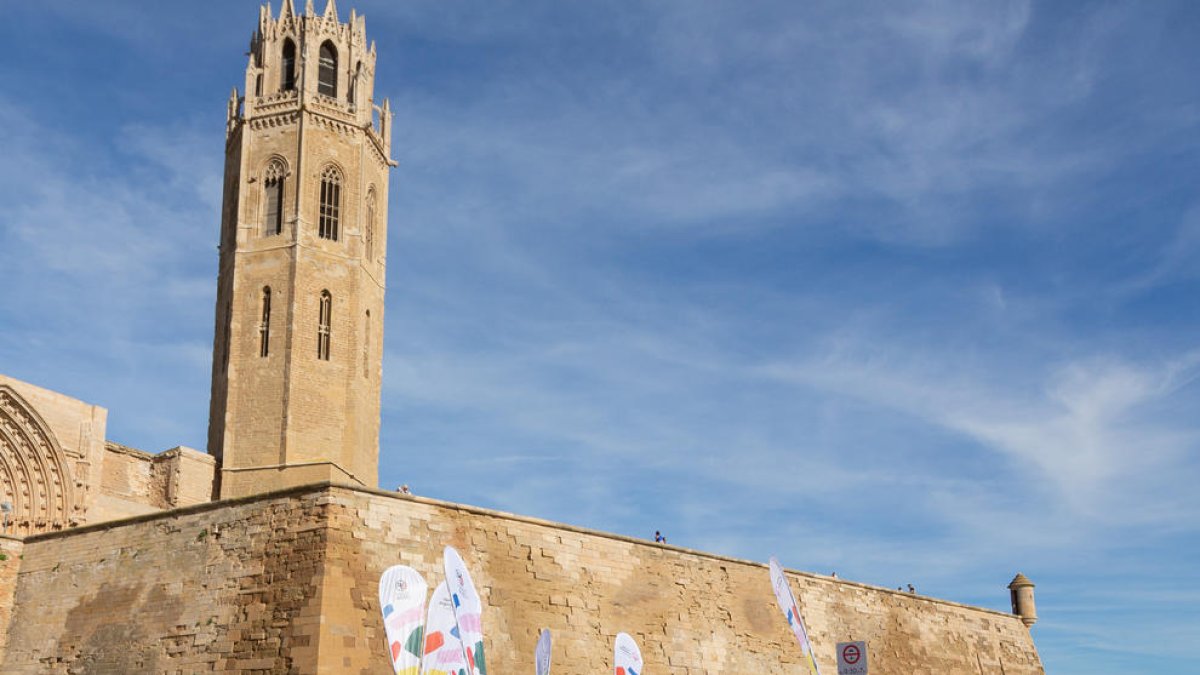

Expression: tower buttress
xmin=207 ymin=1 xmax=395 ymax=499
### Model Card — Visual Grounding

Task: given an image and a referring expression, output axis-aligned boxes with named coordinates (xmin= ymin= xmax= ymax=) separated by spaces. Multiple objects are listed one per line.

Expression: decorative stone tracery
xmin=0 ymin=386 xmax=81 ymax=535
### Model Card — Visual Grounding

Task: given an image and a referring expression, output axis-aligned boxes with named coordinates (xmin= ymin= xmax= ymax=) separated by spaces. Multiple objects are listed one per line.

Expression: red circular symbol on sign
xmin=842 ymin=644 xmax=861 ymax=664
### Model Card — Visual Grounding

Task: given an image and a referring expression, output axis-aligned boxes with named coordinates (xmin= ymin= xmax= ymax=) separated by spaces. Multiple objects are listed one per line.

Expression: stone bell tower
xmin=207 ymin=0 xmax=394 ymax=499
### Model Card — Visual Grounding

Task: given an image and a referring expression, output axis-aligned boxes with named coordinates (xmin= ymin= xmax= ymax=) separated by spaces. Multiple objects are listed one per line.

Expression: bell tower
xmin=207 ymin=0 xmax=394 ymax=499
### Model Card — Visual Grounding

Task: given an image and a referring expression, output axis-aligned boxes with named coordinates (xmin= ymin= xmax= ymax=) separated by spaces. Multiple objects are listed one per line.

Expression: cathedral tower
xmin=207 ymin=0 xmax=394 ymax=499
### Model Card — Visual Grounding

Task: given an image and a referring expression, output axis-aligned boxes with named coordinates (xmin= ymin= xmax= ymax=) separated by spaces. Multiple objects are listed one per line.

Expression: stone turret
xmin=1008 ymin=573 xmax=1038 ymax=627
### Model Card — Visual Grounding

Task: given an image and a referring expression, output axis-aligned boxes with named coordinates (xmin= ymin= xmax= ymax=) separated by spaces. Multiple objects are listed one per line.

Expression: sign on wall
xmin=836 ymin=641 xmax=867 ymax=675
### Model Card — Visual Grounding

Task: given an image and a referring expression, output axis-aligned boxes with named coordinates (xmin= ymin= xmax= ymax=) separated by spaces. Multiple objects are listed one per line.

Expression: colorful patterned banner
xmin=535 ymin=628 xmax=552 ymax=675
xmin=379 ymin=565 xmax=429 ymax=675
xmin=444 ymin=546 xmax=488 ymax=675
xmin=769 ymin=556 xmax=821 ymax=675
xmin=422 ymin=581 xmax=469 ymax=675
xmin=614 ymin=632 xmax=644 ymax=675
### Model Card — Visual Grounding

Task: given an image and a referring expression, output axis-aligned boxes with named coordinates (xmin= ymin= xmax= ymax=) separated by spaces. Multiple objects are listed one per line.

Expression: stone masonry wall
xmin=157 ymin=446 xmax=218 ymax=508
xmin=99 ymin=442 xmax=168 ymax=511
xmin=1 ymin=484 xmax=1043 ymax=674
xmin=1 ymin=491 xmax=330 ymax=673
xmin=326 ymin=487 xmax=1043 ymax=675
xmin=0 ymin=535 xmax=23 ymax=661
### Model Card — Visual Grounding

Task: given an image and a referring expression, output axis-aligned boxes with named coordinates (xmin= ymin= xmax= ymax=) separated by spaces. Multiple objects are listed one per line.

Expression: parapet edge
xmin=21 ymin=480 xmax=1023 ymax=621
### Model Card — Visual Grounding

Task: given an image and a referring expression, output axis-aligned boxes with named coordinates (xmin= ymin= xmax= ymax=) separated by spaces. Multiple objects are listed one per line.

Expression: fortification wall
xmin=327 ymin=487 xmax=1042 ymax=674
xmin=1 ymin=484 xmax=1043 ymax=674
xmin=2 ymin=490 xmax=328 ymax=673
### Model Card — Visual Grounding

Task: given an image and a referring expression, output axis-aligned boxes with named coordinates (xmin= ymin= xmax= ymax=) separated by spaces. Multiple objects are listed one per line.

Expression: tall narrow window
xmin=318 ymin=41 xmax=338 ymax=97
xmin=259 ymin=287 xmax=271 ymax=357
xmin=263 ymin=159 xmax=285 ymax=236
xmin=281 ymin=39 xmax=296 ymax=91
xmin=364 ymin=187 xmax=376 ymax=260
xmin=349 ymin=61 xmax=361 ymax=104
xmin=363 ymin=310 xmax=370 ymax=377
xmin=221 ymin=301 xmax=232 ymax=373
xmin=318 ymin=165 xmax=341 ymax=240
xmin=317 ymin=291 xmax=332 ymax=360
xmin=255 ymin=73 xmax=263 ymax=97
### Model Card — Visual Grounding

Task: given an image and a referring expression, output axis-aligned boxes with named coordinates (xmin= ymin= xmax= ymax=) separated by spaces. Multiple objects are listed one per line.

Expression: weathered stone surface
xmin=0 ymin=484 xmax=1043 ymax=674
xmin=0 ymin=536 xmax=23 ymax=659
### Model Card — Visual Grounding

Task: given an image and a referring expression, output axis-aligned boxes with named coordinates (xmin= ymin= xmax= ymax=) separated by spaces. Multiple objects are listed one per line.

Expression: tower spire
xmin=323 ymin=0 xmax=338 ymax=22
xmin=279 ymin=0 xmax=295 ymax=20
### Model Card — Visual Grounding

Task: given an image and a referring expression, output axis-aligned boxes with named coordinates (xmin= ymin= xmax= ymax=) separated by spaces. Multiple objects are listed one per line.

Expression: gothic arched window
xmin=318 ymin=165 xmax=342 ymax=241
xmin=260 ymin=287 xmax=271 ymax=358
xmin=281 ymin=39 xmax=297 ymax=91
xmin=263 ymin=159 xmax=286 ymax=236
xmin=349 ymin=61 xmax=361 ymax=105
xmin=318 ymin=41 xmax=338 ymax=97
xmin=318 ymin=291 xmax=332 ymax=361
xmin=364 ymin=187 xmax=376 ymax=260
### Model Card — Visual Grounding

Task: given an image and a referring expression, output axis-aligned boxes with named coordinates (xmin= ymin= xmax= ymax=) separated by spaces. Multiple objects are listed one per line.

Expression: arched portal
xmin=0 ymin=386 xmax=79 ymax=535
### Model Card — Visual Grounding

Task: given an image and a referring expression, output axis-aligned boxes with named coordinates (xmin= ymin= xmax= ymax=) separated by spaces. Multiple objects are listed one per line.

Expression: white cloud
xmin=761 ymin=343 xmax=1200 ymax=526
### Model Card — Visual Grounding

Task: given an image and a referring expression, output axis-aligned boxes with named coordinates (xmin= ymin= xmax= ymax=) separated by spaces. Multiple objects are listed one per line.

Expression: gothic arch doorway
xmin=0 ymin=386 xmax=79 ymax=535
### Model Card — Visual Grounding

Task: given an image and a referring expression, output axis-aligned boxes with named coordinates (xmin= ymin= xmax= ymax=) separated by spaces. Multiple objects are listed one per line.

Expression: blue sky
xmin=2 ymin=1 xmax=1198 ymax=671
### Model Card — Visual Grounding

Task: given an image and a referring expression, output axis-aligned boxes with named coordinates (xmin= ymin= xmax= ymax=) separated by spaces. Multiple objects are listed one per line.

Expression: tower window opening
xmin=255 ymin=73 xmax=263 ymax=97
xmin=319 ymin=165 xmax=342 ymax=241
xmin=318 ymin=291 xmax=332 ymax=361
xmin=221 ymin=301 xmax=232 ymax=373
xmin=364 ymin=187 xmax=376 ymax=260
xmin=259 ymin=287 xmax=271 ymax=357
xmin=281 ymin=39 xmax=296 ymax=91
xmin=318 ymin=41 xmax=338 ymax=97
xmin=263 ymin=160 xmax=285 ymax=236
xmin=349 ymin=61 xmax=361 ymax=105
xmin=363 ymin=310 xmax=370 ymax=378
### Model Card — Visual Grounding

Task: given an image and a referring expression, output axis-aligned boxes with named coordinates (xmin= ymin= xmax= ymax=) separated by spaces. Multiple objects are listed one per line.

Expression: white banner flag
xmin=614 ymin=632 xmax=644 ymax=675
xmin=379 ymin=565 xmax=429 ymax=675
xmin=769 ymin=556 xmax=820 ymax=675
xmin=535 ymin=628 xmax=552 ymax=675
xmin=444 ymin=546 xmax=487 ymax=675
xmin=421 ymin=581 xmax=469 ymax=675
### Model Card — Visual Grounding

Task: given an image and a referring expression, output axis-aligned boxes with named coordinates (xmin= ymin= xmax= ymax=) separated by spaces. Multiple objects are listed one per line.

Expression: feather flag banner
xmin=422 ymin=581 xmax=469 ymax=675
xmin=535 ymin=628 xmax=552 ymax=675
xmin=769 ymin=556 xmax=821 ymax=675
xmin=444 ymin=546 xmax=488 ymax=675
xmin=614 ymin=632 xmax=644 ymax=675
xmin=379 ymin=565 xmax=429 ymax=675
